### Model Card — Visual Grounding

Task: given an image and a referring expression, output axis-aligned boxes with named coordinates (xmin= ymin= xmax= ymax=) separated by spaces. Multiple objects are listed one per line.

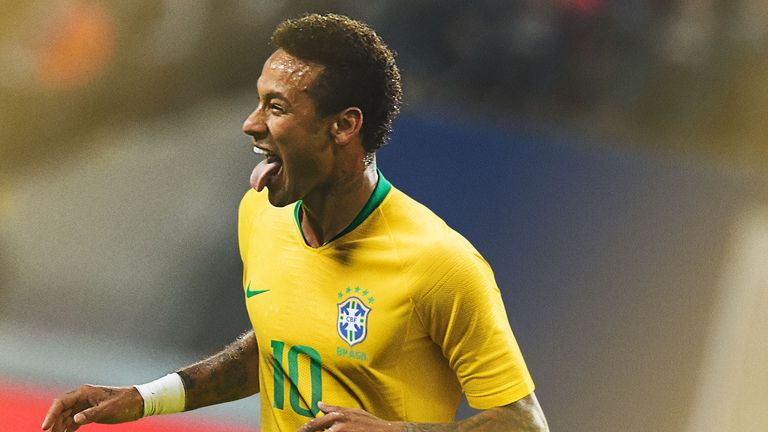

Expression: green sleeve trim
xmin=293 ymin=169 xmax=392 ymax=245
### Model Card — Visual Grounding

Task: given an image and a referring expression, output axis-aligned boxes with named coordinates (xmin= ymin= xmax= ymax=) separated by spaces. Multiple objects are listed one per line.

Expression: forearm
xmin=402 ymin=394 xmax=549 ymax=432
xmin=177 ymin=330 xmax=260 ymax=411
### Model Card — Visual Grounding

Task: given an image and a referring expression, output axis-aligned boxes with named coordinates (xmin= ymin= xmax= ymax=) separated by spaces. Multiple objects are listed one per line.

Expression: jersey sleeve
xmin=414 ymin=248 xmax=535 ymax=409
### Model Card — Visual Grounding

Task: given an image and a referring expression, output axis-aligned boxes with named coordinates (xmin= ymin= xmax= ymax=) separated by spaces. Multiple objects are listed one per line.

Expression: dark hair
xmin=272 ymin=13 xmax=402 ymax=153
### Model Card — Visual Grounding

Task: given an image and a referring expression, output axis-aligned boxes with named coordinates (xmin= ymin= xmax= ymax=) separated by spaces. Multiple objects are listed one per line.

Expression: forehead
xmin=258 ymin=49 xmax=323 ymax=96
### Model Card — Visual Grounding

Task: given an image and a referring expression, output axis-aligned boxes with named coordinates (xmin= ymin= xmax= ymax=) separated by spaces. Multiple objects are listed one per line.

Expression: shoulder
xmin=381 ymin=187 xmax=491 ymax=282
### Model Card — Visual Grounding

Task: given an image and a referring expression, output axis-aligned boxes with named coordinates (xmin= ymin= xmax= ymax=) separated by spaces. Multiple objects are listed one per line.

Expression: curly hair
xmin=272 ymin=13 xmax=402 ymax=153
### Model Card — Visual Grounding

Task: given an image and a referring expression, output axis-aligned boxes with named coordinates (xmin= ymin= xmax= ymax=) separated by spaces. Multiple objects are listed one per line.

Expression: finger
xmin=62 ymin=414 xmax=81 ymax=432
xmin=52 ymin=410 xmax=69 ymax=432
xmin=59 ymin=406 xmax=85 ymax=432
xmin=42 ymin=398 xmax=66 ymax=430
xmin=74 ymin=404 xmax=104 ymax=425
xmin=298 ymin=411 xmax=343 ymax=432
xmin=43 ymin=388 xmax=85 ymax=431
xmin=45 ymin=404 xmax=75 ymax=432
xmin=317 ymin=401 xmax=343 ymax=413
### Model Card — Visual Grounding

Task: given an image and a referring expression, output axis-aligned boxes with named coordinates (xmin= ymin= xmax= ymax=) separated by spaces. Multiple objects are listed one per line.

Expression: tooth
xmin=253 ymin=147 xmax=267 ymax=155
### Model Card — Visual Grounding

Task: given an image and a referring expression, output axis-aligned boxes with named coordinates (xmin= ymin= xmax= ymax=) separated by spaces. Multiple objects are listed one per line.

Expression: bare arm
xmin=299 ymin=392 xmax=548 ymax=432
xmin=178 ymin=330 xmax=260 ymax=410
xmin=42 ymin=330 xmax=260 ymax=432
xmin=403 ymin=393 xmax=548 ymax=432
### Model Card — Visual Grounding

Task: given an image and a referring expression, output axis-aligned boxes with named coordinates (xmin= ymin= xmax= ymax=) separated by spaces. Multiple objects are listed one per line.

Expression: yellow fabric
xmin=239 ymin=183 xmax=534 ymax=432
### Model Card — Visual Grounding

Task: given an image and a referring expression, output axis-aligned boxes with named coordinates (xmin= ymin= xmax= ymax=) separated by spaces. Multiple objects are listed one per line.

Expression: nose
xmin=242 ymin=108 xmax=267 ymax=141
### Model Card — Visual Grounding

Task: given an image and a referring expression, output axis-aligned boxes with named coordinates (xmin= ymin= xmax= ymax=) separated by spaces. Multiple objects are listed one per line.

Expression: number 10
xmin=270 ymin=340 xmax=323 ymax=417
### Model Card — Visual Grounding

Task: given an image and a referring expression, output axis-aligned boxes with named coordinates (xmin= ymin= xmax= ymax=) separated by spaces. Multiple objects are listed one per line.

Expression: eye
xmin=269 ymin=101 xmax=285 ymax=114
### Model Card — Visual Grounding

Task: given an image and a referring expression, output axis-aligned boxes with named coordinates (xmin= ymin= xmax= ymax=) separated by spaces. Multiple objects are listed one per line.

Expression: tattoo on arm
xmin=403 ymin=393 xmax=549 ymax=432
xmin=177 ymin=330 xmax=260 ymax=411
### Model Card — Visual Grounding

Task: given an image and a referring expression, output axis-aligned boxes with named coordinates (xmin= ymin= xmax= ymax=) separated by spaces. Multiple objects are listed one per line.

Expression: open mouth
xmin=253 ymin=146 xmax=277 ymax=159
xmin=251 ymin=146 xmax=283 ymax=191
xmin=254 ymin=146 xmax=283 ymax=165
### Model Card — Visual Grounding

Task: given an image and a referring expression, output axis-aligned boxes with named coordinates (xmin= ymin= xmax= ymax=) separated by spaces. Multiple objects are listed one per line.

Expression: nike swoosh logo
xmin=246 ymin=282 xmax=270 ymax=298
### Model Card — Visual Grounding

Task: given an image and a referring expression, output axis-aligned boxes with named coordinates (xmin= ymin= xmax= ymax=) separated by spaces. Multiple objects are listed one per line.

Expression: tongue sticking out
xmin=250 ymin=159 xmax=281 ymax=192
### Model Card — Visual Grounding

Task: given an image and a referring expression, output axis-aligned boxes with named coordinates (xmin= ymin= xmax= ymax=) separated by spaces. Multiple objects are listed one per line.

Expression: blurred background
xmin=1 ymin=0 xmax=767 ymax=431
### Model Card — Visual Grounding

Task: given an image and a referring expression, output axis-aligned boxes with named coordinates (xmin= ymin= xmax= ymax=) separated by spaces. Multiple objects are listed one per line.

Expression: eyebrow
xmin=262 ymin=91 xmax=288 ymax=102
xmin=255 ymin=77 xmax=289 ymax=103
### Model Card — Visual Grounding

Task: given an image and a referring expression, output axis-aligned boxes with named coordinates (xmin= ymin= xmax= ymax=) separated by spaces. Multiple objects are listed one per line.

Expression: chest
xmin=244 ymin=236 xmax=420 ymax=370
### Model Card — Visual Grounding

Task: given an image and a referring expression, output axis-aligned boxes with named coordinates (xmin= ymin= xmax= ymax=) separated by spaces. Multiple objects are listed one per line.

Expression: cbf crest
xmin=337 ymin=288 xmax=373 ymax=347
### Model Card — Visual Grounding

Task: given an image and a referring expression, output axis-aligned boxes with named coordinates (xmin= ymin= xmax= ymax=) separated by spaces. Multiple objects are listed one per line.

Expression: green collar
xmin=293 ymin=170 xmax=392 ymax=246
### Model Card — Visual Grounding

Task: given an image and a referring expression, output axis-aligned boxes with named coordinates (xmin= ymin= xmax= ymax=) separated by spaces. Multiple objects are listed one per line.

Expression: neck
xmin=299 ymin=162 xmax=378 ymax=248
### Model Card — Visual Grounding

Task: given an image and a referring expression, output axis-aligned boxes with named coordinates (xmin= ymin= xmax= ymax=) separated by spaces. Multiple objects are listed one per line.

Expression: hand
xmin=41 ymin=384 xmax=144 ymax=432
xmin=298 ymin=402 xmax=404 ymax=432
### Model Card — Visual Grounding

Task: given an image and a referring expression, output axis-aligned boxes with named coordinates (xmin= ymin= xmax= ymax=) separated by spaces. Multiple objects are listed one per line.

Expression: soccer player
xmin=42 ymin=14 xmax=548 ymax=432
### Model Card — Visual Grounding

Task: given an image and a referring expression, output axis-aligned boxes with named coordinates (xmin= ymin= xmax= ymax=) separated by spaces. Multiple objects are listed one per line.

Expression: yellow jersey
xmin=238 ymin=172 xmax=534 ymax=431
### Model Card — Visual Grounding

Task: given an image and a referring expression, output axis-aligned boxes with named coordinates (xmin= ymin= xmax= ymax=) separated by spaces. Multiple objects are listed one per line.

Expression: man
xmin=42 ymin=14 xmax=548 ymax=432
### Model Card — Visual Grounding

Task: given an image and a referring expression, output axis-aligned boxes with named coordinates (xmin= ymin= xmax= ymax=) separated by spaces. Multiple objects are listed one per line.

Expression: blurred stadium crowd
xmin=1 ymin=0 xmax=767 ymax=178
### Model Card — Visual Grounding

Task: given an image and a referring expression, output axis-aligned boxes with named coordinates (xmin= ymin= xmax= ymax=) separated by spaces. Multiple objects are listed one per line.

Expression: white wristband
xmin=134 ymin=373 xmax=186 ymax=417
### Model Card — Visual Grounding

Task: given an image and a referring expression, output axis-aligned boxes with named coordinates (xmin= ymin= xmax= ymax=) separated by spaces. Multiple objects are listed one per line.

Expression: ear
xmin=330 ymin=107 xmax=363 ymax=145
